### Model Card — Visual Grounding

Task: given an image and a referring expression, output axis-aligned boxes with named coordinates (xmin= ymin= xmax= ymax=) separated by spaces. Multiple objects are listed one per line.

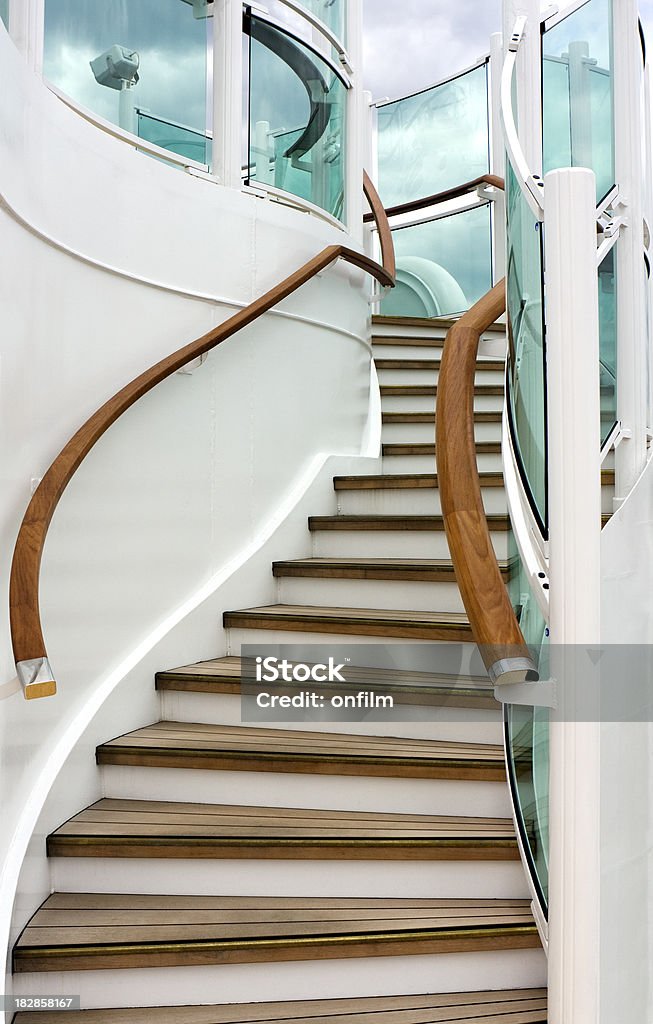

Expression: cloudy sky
xmin=363 ymin=0 xmax=653 ymax=102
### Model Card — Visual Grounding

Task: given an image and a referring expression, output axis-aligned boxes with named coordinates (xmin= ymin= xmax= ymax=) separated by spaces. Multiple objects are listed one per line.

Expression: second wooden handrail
xmin=10 ymin=179 xmax=396 ymax=699
xmin=363 ymin=174 xmax=505 ymax=224
xmin=436 ymin=279 xmax=539 ymax=685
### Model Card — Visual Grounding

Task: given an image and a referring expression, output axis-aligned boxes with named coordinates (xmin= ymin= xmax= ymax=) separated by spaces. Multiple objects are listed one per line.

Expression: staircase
xmin=12 ymin=315 xmax=547 ymax=1022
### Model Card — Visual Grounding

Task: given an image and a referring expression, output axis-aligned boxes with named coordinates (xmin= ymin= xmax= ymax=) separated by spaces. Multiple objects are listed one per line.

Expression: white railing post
xmin=613 ymin=0 xmax=648 ymax=501
xmin=545 ymin=166 xmax=602 ymax=1024
xmin=345 ymin=0 xmax=364 ymax=242
xmin=9 ymin=0 xmax=44 ymax=73
xmin=212 ymin=0 xmax=243 ymax=187
xmin=490 ymin=32 xmax=506 ymax=282
xmin=502 ymin=0 xmax=542 ymax=179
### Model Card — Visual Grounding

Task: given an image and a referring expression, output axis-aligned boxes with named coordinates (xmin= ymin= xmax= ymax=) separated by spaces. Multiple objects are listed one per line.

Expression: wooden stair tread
xmin=97 ymin=720 xmax=505 ymax=780
xmin=333 ymin=473 xmax=504 ymax=491
xmin=13 ymin=988 xmax=548 ymax=1023
xmin=379 ymin=384 xmax=504 ymax=397
xmin=383 ymin=442 xmax=501 ymax=456
xmin=271 ymin=557 xmax=512 ymax=582
xmin=383 ymin=411 xmax=502 ymax=423
xmin=308 ymin=514 xmax=511 ymax=532
xmin=223 ymin=604 xmax=474 ymax=641
xmin=14 ymin=893 xmax=539 ymax=973
xmin=155 ymin=656 xmax=498 ymax=710
xmin=372 ymin=314 xmax=506 ymax=332
xmin=47 ymin=797 xmax=518 ymax=860
xmin=375 ymin=358 xmax=505 ymax=371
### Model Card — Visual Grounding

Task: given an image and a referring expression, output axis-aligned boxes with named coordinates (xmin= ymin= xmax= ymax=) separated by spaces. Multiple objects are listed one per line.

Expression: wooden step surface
xmin=97 ymin=721 xmax=505 ymax=780
xmin=372 ymin=314 xmax=506 ymax=332
xmin=223 ymin=604 xmax=474 ymax=641
xmin=383 ymin=441 xmax=501 ymax=457
xmin=47 ymin=798 xmax=518 ymax=861
xmin=334 ymin=473 xmax=504 ymax=491
xmin=308 ymin=513 xmax=511 ymax=533
xmin=14 ymin=893 xmax=539 ymax=974
xmin=379 ymin=384 xmax=504 ymax=397
xmin=155 ymin=657 xmax=498 ymax=710
xmin=375 ymin=358 xmax=505 ymax=372
xmin=272 ymin=557 xmax=512 ymax=583
xmin=383 ymin=411 xmax=503 ymax=424
xmin=13 ymin=988 xmax=548 ymax=1023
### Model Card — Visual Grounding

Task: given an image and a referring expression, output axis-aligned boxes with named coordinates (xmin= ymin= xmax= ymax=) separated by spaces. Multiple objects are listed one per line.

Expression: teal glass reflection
xmin=377 ymin=63 xmax=489 ymax=209
xmin=44 ymin=1 xmax=208 ymax=147
xmin=300 ymin=0 xmax=345 ymax=42
xmin=381 ymin=204 xmax=492 ymax=318
xmin=599 ymin=248 xmax=617 ymax=445
xmin=506 ymin=166 xmax=547 ymax=530
xmin=137 ymin=111 xmax=210 ymax=164
xmin=506 ymin=535 xmax=550 ymax=909
xmin=543 ymin=0 xmax=615 ymax=203
xmin=0 ymin=0 xmax=8 ymax=29
xmin=247 ymin=16 xmax=346 ymax=220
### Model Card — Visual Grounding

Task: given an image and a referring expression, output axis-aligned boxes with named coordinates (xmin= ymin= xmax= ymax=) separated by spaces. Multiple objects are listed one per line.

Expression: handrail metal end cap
xmin=17 ymin=658 xmax=57 ymax=700
xmin=488 ymin=657 xmax=540 ymax=686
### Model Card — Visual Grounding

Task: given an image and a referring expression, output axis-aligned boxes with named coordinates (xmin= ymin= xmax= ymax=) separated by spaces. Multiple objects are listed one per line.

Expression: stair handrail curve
xmin=363 ymin=174 xmax=505 ymax=224
xmin=10 ymin=177 xmax=396 ymax=700
xmin=436 ymin=255 xmax=540 ymax=687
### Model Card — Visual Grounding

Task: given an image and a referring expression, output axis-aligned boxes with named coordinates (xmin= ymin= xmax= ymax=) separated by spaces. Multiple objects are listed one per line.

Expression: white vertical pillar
xmin=490 ymin=32 xmax=506 ymax=282
xmin=9 ymin=0 xmax=44 ymax=73
xmin=545 ymin=166 xmax=602 ymax=1024
xmin=613 ymin=0 xmax=647 ymax=500
xmin=212 ymin=0 xmax=243 ymax=187
xmin=344 ymin=0 xmax=363 ymax=243
xmin=503 ymin=0 xmax=542 ymax=177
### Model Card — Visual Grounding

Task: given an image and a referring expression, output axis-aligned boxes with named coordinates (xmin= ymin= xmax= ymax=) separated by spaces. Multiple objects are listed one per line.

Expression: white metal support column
xmin=345 ymin=0 xmax=363 ymax=243
xmin=9 ymin=0 xmax=44 ymax=73
xmin=212 ymin=0 xmax=243 ymax=187
xmin=490 ymin=32 xmax=506 ymax=282
xmin=545 ymin=167 xmax=602 ymax=1024
xmin=613 ymin=0 xmax=648 ymax=501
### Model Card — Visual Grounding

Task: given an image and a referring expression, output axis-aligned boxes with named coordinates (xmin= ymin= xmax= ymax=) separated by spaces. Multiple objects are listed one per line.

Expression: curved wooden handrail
xmin=363 ymin=171 xmax=396 ymax=282
xmin=436 ymin=279 xmax=539 ymax=686
xmin=363 ymin=174 xmax=505 ymax=224
xmin=10 ymin=185 xmax=395 ymax=699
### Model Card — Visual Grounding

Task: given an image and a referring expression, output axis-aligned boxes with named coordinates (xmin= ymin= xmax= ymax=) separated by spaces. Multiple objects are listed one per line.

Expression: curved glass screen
xmin=246 ymin=16 xmax=346 ymax=220
xmin=0 ymin=0 xmax=8 ymax=29
xmin=376 ymin=63 xmax=489 ymax=209
xmin=381 ymin=204 xmax=492 ymax=319
xmin=543 ymin=0 xmax=615 ymax=203
xmin=43 ymin=0 xmax=208 ymax=161
xmin=506 ymin=166 xmax=547 ymax=532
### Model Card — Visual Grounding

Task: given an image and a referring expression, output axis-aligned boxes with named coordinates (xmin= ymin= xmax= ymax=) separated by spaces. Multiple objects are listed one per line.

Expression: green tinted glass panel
xmin=0 ymin=0 xmax=8 ymax=29
xmin=506 ymin=167 xmax=547 ymax=530
xmin=137 ymin=111 xmax=210 ymax=164
xmin=248 ymin=17 xmax=346 ymax=220
xmin=44 ymin=1 xmax=207 ymax=141
xmin=300 ymin=0 xmax=345 ymax=42
xmin=377 ymin=63 xmax=489 ymax=208
xmin=506 ymin=537 xmax=549 ymax=909
xmin=543 ymin=0 xmax=615 ymax=203
xmin=599 ymin=248 xmax=617 ymax=445
xmin=381 ymin=204 xmax=492 ymax=319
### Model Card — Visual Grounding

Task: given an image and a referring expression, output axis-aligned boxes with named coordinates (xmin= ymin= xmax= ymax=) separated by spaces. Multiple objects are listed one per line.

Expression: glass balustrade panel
xmin=376 ymin=63 xmax=489 ymax=209
xmin=0 ymin=0 xmax=8 ymax=29
xmin=247 ymin=16 xmax=346 ymax=220
xmin=506 ymin=166 xmax=547 ymax=532
xmin=44 ymin=0 xmax=208 ymax=156
xmin=137 ymin=111 xmax=210 ymax=164
xmin=380 ymin=204 xmax=492 ymax=319
xmin=543 ymin=0 xmax=615 ymax=203
xmin=599 ymin=247 xmax=618 ymax=445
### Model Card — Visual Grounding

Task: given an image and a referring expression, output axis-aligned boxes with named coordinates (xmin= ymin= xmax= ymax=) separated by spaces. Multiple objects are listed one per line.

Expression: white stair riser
xmin=227 ymin=627 xmax=475 ymax=652
xmin=160 ymin=691 xmax=503 ymax=745
xmin=277 ymin=576 xmax=467 ymax=614
xmin=335 ymin=488 xmax=507 ymax=515
xmin=382 ymin=422 xmax=502 ymax=442
xmin=50 ymin=857 xmax=529 ymax=901
xmin=101 ymin=765 xmax=513 ymax=818
xmin=311 ymin=529 xmax=510 ymax=560
xmin=380 ymin=395 xmax=503 ymax=414
xmin=382 ymin=453 xmax=502 ymax=473
xmin=12 ymin=949 xmax=547 ymax=1009
xmin=376 ymin=367 xmax=505 ymax=386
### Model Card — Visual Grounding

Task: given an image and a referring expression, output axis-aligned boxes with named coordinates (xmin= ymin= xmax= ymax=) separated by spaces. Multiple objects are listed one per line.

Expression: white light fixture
xmin=179 ymin=0 xmax=213 ymax=18
xmin=90 ymin=45 xmax=140 ymax=134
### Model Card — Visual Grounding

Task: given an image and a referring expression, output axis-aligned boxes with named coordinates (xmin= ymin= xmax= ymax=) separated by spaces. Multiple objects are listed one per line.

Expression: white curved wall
xmin=0 ymin=19 xmax=377 ymax=1000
